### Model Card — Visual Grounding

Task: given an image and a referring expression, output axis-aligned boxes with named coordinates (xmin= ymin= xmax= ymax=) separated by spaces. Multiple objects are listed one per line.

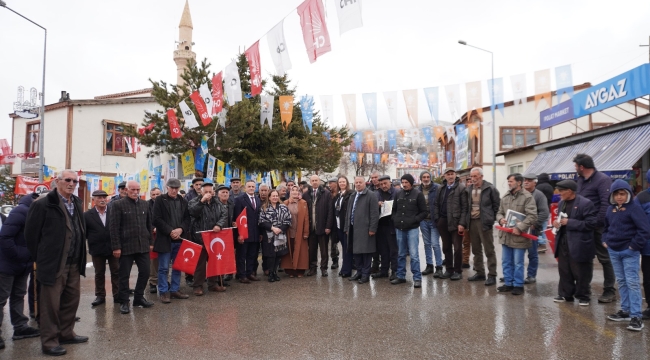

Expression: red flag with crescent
xmin=172 ymin=239 xmax=202 ymax=275
xmin=167 ymin=109 xmax=182 ymax=139
xmin=203 ymin=229 xmax=236 ymax=277
xmin=236 ymin=209 xmax=249 ymax=239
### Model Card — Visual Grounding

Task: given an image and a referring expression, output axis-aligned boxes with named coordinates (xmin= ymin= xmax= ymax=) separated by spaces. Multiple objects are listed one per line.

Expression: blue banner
xmin=225 ymin=164 xmax=232 ymax=186
xmin=422 ymin=127 xmax=433 ymax=145
xmin=300 ymin=95 xmax=314 ymax=132
xmin=423 ymin=87 xmax=439 ymax=124
xmin=387 ymin=130 xmax=397 ymax=151
xmin=397 ymin=153 xmax=405 ymax=163
xmin=555 ymin=64 xmax=574 ymax=103
xmin=373 ymin=153 xmax=381 ymax=164
xmin=195 ymin=136 xmax=208 ymax=171
xmin=540 ymin=101 xmax=574 ymax=130
xmin=353 ymin=132 xmax=362 ymax=151
xmin=153 ymin=165 xmax=163 ymax=189
xmin=350 ymin=152 xmax=358 ymax=163
xmin=421 ymin=152 xmax=429 ymax=166
xmin=487 ymin=78 xmax=505 ymax=118
xmin=362 ymin=93 xmax=378 ymax=130
xmin=550 ymin=170 xmax=630 ymax=181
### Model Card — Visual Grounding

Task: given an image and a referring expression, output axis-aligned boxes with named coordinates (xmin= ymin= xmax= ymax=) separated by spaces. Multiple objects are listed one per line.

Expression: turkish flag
xmin=167 ymin=109 xmax=182 ymax=139
xmin=245 ymin=41 xmax=262 ymax=96
xmin=203 ymin=229 xmax=236 ymax=277
xmin=189 ymin=91 xmax=211 ymax=126
xmin=236 ymin=209 xmax=249 ymax=239
xmin=495 ymin=225 xmax=539 ymax=241
xmin=172 ymin=239 xmax=202 ymax=275
xmin=544 ymin=228 xmax=556 ymax=253
xmin=211 ymin=72 xmax=224 ymax=115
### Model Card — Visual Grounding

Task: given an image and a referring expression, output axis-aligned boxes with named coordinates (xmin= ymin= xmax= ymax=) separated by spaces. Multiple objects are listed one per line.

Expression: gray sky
xmin=1 ymin=0 xmax=649 ymax=142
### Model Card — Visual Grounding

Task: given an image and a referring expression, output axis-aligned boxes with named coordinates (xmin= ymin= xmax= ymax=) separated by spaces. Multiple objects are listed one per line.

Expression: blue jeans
xmin=396 ymin=228 xmax=422 ymax=281
xmin=502 ymin=245 xmax=526 ymax=287
xmin=608 ymin=248 xmax=642 ymax=318
xmin=537 ymin=231 xmax=547 ymax=246
xmin=527 ymin=240 xmax=538 ymax=278
xmin=158 ymin=242 xmax=181 ymax=294
xmin=420 ymin=220 xmax=442 ymax=267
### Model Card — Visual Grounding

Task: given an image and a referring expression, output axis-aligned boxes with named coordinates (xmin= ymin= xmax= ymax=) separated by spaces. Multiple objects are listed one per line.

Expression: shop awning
xmin=526 ymin=123 xmax=650 ymax=180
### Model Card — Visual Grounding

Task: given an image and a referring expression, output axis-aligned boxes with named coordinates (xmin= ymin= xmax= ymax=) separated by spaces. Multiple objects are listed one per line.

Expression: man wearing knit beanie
xmin=418 ymin=171 xmax=443 ymax=278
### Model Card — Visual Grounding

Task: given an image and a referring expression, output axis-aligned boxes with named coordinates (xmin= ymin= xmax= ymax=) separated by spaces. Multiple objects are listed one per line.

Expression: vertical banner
xmin=487 ymin=77 xmax=505 ymax=120
xmin=168 ymin=157 xmax=177 ymax=179
xmin=445 ymin=125 xmax=456 ymax=143
xmin=260 ymin=94 xmax=274 ymax=128
xmin=455 ymin=126 xmax=469 ymax=170
xmin=373 ymin=153 xmax=380 ymax=165
xmin=534 ymin=69 xmax=552 ymax=109
xmin=199 ymin=83 xmax=214 ymax=118
xmin=267 ymin=20 xmax=292 ymax=76
xmin=140 ymin=169 xmax=149 ymax=194
xmin=465 ymin=81 xmax=483 ymax=120
xmin=300 ymin=95 xmax=315 ymax=132
xmin=216 ymin=160 xmax=225 ymax=184
xmin=353 ymin=132 xmax=362 ymax=151
xmin=224 ymin=60 xmax=242 ymax=106
xmin=335 ymin=0 xmax=363 ymax=35
xmin=279 ymin=95 xmax=294 ymax=127
xmin=511 ymin=73 xmax=528 ymax=109
xmin=445 ymin=84 xmax=462 ymax=121
xmin=383 ymin=91 xmax=398 ymax=126
xmin=387 ymin=130 xmax=397 ymax=151
xmin=429 ymin=152 xmax=438 ymax=164
xmin=297 ymin=0 xmax=332 ymax=63
xmin=206 ymin=155 xmax=216 ymax=180
xmin=381 ymin=153 xmax=388 ymax=164
xmin=245 ymin=41 xmax=262 ymax=96
xmin=349 ymin=152 xmax=357 ymax=164
xmin=181 ymin=150 xmax=195 ymax=177
xmin=363 ymin=130 xmax=375 ymax=152
xmin=468 ymin=122 xmax=480 ymax=139
xmin=375 ymin=131 xmax=385 ymax=151
xmin=166 ymin=109 xmax=182 ymax=138
xmin=224 ymin=163 xmax=232 ymax=186
xmin=179 ymin=101 xmax=200 ymax=129
xmin=189 ymin=91 xmax=211 ymax=126
xmin=555 ymin=64 xmax=574 ymax=104
xmin=319 ymin=95 xmax=334 ymax=124
xmin=402 ymin=89 xmax=419 ymax=128
xmin=211 ymin=72 xmax=224 ymax=115
xmin=196 ymin=136 xmax=208 ymax=171
xmin=422 ymin=126 xmax=433 ymax=145
xmin=423 ymin=87 xmax=439 ymax=124
xmin=153 ymin=165 xmax=163 ymax=190
xmin=362 ymin=92 xmax=377 ymax=130
xmin=342 ymin=94 xmax=357 ymax=130
xmin=421 ymin=152 xmax=429 ymax=166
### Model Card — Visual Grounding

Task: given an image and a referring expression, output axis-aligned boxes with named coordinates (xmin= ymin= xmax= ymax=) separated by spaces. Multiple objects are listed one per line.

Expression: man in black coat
xmin=152 ymin=178 xmax=191 ymax=303
xmin=26 ymin=170 xmax=88 ymax=356
xmin=147 ymin=187 xmax=161 ymax=294
xmin=303 ymin=175 xmax=334 ymax=277
xmin=374 ymin=175 xmax=398 ymax=280
xmin=536 ymin=173 xmax=554 ymax=254
xmin=110 ymin=180 xmax=154 ymax=314
xmin=84 ymin=190 xmax=118 ymax=306
xmin=233 ymin=180 xmax=262 ymax=283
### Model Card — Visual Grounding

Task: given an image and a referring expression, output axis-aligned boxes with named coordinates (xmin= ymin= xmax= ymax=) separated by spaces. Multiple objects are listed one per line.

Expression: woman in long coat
xmin=281 ymin=186 xmax=310 ymax=277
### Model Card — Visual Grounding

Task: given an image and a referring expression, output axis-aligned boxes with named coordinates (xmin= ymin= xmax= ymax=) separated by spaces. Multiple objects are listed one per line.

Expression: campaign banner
xmin=540 ymin=101 xmax=574 ymax=130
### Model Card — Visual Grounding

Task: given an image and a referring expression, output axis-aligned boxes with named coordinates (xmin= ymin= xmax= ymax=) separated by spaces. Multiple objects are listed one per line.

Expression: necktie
xmin=351 ymin=192 xmax=360 ymax=225
xmin=251 ymin=196 xmax=256 ymax=209
xmin=313 ymin=189 xmax=317 ymax=200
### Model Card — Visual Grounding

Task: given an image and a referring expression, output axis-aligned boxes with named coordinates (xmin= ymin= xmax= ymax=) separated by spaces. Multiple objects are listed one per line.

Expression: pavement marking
xmin=557 ymin=305 xmax=616 ymax=339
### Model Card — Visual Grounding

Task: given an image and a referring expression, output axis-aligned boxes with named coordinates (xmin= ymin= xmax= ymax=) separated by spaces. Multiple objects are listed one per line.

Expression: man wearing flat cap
xmin=522 ymin=173 xmax=549 ymax=285
xmin=185 ymin=178 xmax=204 ymax=203
xmin=374 ymin=175 xmax=398 ymax=279
xmin=152 ymin=178 xmax=191 ymax=303
xmin=552 ymin=180 xmax=597 ymax=305
xmin=229 ymin=177 xmax=243 ymax=203
xmin=84 ymin=190 xmax=119 ymax=306
xmin=108 ymin=181 xmax=127 ymax=209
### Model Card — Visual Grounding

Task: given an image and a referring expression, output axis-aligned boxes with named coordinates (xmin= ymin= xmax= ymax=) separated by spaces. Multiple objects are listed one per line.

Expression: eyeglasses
xmin=61 ymin=178 xmax=79 ymax=184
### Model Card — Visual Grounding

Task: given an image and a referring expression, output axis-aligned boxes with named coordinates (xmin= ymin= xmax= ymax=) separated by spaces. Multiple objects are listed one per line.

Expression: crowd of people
xmin=0 ymin=153 xmax=649 ymax=355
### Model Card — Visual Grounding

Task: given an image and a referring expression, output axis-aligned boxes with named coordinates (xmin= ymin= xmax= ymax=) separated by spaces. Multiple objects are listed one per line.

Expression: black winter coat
xmin=0 ymin=193 xmax=38 ymax=276
xmin=391 ymin=188 xmax=427 ymax=230
xmin=187 ymin=197 xmax=228 ymax=244
xmin=303 ymin=186 xmax=334 ymax=235
xmin=432 ymin=178 xmax=468 ymax=231
xmin=536 ymin=182 xmax=554 ymax=208
xmin=334 ymin=191 xmax=352 ymax=232
xmin=152 ymin=194 xmax=191 ymax=253
xmin=84 ymin=207 xmax=112 ymax=257
xmin=109 ymin=197 xmax=152 ymax=255
xmin=464 ymin=180 xmax=500 ymax=231
xmin=554 ymin=195 xmax=597 ymax=262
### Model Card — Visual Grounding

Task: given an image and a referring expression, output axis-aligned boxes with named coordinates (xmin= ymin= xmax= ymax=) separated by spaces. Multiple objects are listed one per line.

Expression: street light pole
xmin=1 ymin=1 xmax=47 ymax=182
xmin=458 ymin=40 xmax=496 ymax=185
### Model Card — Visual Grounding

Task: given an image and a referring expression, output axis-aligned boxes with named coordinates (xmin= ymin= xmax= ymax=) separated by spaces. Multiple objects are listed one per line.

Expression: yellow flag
xmin=181 ymin=150 xmax=195 ymax=177
xmin=216 ymin=160 xmax=225 ymax=185
xmin=270 ymin=170 xmax=279 ymax=186
xmin=101 ymin=177 xmax=115 ymax=196
xmin=256 ymin=173 xmax=262 ymax=183
xmin=140 ymin=169 xmax=149 ymax=194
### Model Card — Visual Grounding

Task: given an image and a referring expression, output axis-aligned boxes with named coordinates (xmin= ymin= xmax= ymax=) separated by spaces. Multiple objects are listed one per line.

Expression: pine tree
xmin=132 ymin=57 xmax=352 ymax=176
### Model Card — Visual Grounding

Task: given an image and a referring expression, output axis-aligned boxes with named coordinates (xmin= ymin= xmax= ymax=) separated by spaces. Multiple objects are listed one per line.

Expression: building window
xmin=26 ymin=121 xmax=40 ymax=153
xmin=104 ymin=121 xmax=136 ymax=157
xmin=500 ymin=127 xmax=539 ymax=150
xmin=509 ymin=164 xmax=524 ymax=174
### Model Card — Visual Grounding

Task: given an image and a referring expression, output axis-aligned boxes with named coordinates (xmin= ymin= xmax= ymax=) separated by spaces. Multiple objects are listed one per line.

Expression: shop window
xmin=500 ymin=127 xmax=539 ymax=150
xmin=509 ymin=164 xmax=524 ymax=175
xmin=104 ymin=121 xmax=136 ymax=157
xmin=26 ymin=121 xmax=40 ymax=153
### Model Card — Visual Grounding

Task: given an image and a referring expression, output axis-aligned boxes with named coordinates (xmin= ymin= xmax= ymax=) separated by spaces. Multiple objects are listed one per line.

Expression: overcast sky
xmin=1 ymin=0 xmax=649 ymax=143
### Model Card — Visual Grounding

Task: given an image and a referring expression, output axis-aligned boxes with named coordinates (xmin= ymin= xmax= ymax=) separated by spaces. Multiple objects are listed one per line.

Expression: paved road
xmin=3 ymin=234 xmax=649 ymax=359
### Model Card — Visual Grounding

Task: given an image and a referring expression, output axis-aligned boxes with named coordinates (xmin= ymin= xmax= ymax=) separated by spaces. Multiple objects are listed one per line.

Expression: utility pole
xmin=640 ymin=35 xmax=650 ymax=63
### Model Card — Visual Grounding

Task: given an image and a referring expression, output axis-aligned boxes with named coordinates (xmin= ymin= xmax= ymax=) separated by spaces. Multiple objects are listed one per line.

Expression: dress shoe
xmin=59 ymin=335 xmax=88 ymax=345
xmin=321 ymin=270 xmax=328 ymax=277
xmin=247 ymin=275 xmax=260 ymax=281
xmin=497 ymin=285 xmax=513 ymax=293
xmin=160 ymin=292 xmax=171 ymax=304
xmin=193 ymin=287 xmax=205 ymax=296
xmin=170 ymin=291 xmax=189 ymax=299
xmin=12 ymin=326 xmax=40 ymax=340
xmin=331 ymin=262 xmax=339 ymax=270
xmin=273 ymin=272 xmax=281 ymax=281
xmin=371 ymin=273 xmax=388 ymax=279
xmin=239 ymin=278 xmax=251 ymax=284
xmin=439 ymin=271 xmax=452 ymax=279
xmin=120 ymin=303 xmax=130 ymax=314
xmin=268 ymin=275 xmax=276 ymax=283
xmin=75 ymin=317 xmax=80 ymax=322
xmin=305 ymin=269 xmax=317 ymax=276
xmin=389 ymin=273 xmax=397 ymax=281
xmin=524 ymin=277 xmax=536 ymax=284
xmin=133 ymin=298 xmax=154 ymax=308
xmin=485 ymin=276 xmax=496 ymax=286
xmin=413 ymin=280 xmax=422 ymax=288
xmin=91 ymin=297 xmax=106 ymax=306
xmin=390 ymin=278 xmax=406 ymax=285
xmin=358 ymin=277 xmax=370 ymax=284
xmin=349 ymin=272 xmax=362 ymax=281
xmin=208 ymin=285 xmax=226 ymax=292
xmin=511 ymin=286 xmax=524 ymax=295
xmin=450 ymin=272 xmax=462 ymax=281
xmin=341 ymin=273 xmax=351 ymax=278
xmin=467 ymin=274 xmax=486 ymax=282
xmin=433 ymin=267 xmax=443 ymax=278
xmin=421 ymin=264 xmax=434 ymax=275
xmin=43 ymin=346 xmax=67 ymax=356
xmin=149 ymin=284 xmax=157 ymax=294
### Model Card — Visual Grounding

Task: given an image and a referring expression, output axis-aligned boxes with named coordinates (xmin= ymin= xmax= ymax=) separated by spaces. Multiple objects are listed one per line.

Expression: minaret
xmin=173 ymin=0 xmax=196 ymax=87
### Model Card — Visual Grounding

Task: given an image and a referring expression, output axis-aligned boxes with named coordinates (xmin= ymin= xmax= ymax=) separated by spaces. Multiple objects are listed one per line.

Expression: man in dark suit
xmin=233 ymin=180 xmax=261 ymax=283
xmin=152 ymin=179 xmax=191 ymax=303
xmin=26 ymin=170 xmax=88 ymax=356
xmin=84 ymin=190 xmax=118 ymax=306
xmin=147 ymin=187 xmax=161 ymax=294
xmin=303 ymin=175 xmax=333 ymax=277
xmin=345 ymin=176 xmax=379 ymax=284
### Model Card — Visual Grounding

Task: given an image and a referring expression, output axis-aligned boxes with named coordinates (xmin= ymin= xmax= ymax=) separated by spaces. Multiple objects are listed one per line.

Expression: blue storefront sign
xmin=550 ymin=170 xmax=631 ymax=181
xmin=540 ymin=63 xmax=650 ymax=128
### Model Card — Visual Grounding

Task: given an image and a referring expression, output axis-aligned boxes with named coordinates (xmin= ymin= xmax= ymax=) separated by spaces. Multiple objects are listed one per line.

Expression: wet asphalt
xmin=2 ymin=231 xmax=649 ymax=360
